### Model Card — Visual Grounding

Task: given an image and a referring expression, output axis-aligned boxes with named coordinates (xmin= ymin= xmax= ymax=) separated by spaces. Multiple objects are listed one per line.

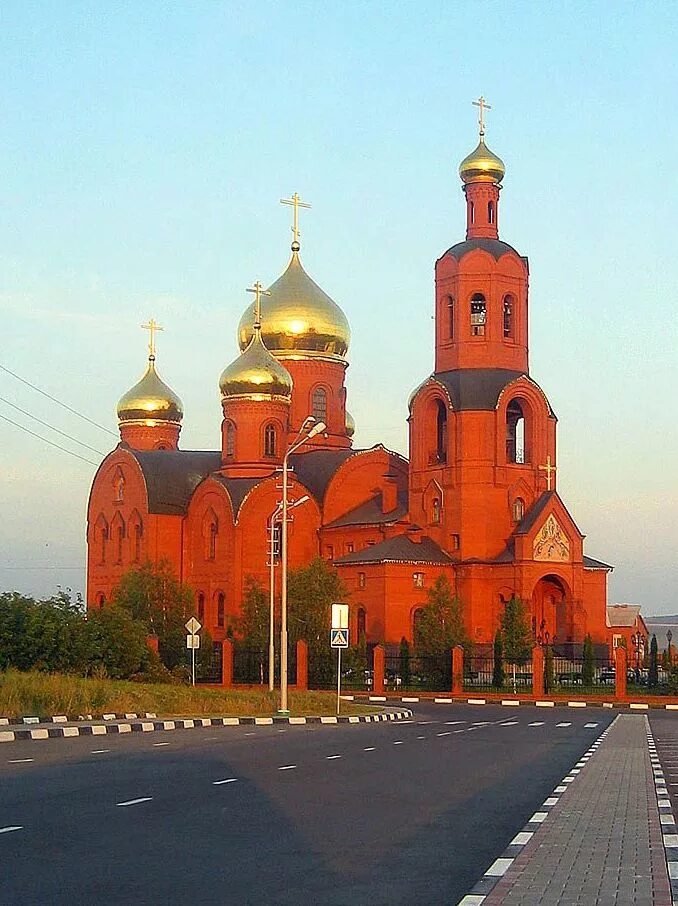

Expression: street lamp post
xmin=279 ymin=418 xmax=326 ymax=714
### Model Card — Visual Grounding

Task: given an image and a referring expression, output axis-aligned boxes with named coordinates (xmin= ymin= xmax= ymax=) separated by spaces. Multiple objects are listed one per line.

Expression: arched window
xmin=113 ymin=470 xmax=124 ymax=503
xmin=357 ymin=607 xmax=366 ymax=640
xmin=435 ymin=399 xmax=447 ymax=464
xmin=197 ymin=593 xmax=205 ymax=622
xmin=96 ymin=592 xmax=105 ymax=609
xmin=225 ymin=421 xmax=236 ymax=457
xmin=413 ymin=608 xmax=425 ymax=646
xmin=447 ymin=297 xmax=455 ymax=339
xmin=506 ymin=400 xmax=526 ymax=464
xmin=358 ymin=572 xmax=366 ymax=589
xmin=217 ymin=593 xmax=225 ymax=628
xmin=209 ymin=522 xmax=217 ymax=560
xmin=155 ymin=443 xmax=167 ymax=450
xmin=312 ymin=387 xmax=327 ymax=423
xmin=95 ymin=515 xmax=109 ymax=565
xmin=470 ymin=293 xmax=486 ymax=336
xmin=503 ymin=295 xmax=514 ymax=339
xmin=116 ymin=523 xmax=125 ymax=564
xmin=432 ymin=497 xmax=441 ymax=524
xmin=470 ymin=201 xmax=475 ymax=224
xmin=488 ymin=200 xmax=495 ymax=224
xmin=512 ymin=497 xmax=525 ymax=522
xmin=264 ymin=423 xmax=277 ymax=458
xmin=133 ymin=522 xmax=142 ymax=561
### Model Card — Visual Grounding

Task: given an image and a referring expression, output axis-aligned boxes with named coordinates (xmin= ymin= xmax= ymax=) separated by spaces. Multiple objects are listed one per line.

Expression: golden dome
xmin=237 ymin=249 xmax=350 ymax=363
xmin=117 ymin=357 xmax=183 ymax=423
xmin=220 ymin=328 xmax=293 ymax=401
xmin=459 ymin=138 xmax=505 ymax=185
xmin=345 ymin=409 xmax=355 ymax=438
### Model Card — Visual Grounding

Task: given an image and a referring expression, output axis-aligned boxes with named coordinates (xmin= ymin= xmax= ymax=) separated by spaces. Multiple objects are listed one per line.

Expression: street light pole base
xmin=277 ymin=709 xmax=290 ymax=716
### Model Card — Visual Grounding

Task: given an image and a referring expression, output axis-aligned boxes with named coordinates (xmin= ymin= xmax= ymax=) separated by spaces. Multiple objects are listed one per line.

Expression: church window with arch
xmin=115 ymin=522 xmax=125 ymax=564
xmin=133 ymin=521 xmax=142 ymax=561
xmin=506 ymin=400 xmax=526 ymax=464
xmin=358 ymin=572 xmax=366 ymax=589
xmin=470 ymin=293 xmax=486 ymax=336
xmin=113 ymin=471 xmax=125 ymax=503
xmin=488 ymin=200 xmax=495 ymax=224
xmin=356 ymin=607 xmax=366 ymax=640
xmin=447 ymin=296 xmax=455 ymax=339
xmin=197 ymin=593 xmax=205 ymax=623
xmin=217 ymin=592 xmax=225 ymax=628
xmin=96 ymin=592 xmax=105 ymax=609
xmin=311 ymin=386 xmax=328 ymax=423
xmin=431 ymin=497 xmax=441 ymax=524
xmin=413 ymin=607 xmax=425 ymax=644
xmin=512 ymin=497 xmax=525 ymax=522
xmin=413 ymin=572 xmax=425 ymax=588
xmin=434 ymin=399 xmax=448 ymax=464
xmin=503 ymin=295 xmax=514 ymax=339
xmin=225 ymin=421 xmax=236 ymax=457
xmin=264 ymin=423 xmax=277 ymax=458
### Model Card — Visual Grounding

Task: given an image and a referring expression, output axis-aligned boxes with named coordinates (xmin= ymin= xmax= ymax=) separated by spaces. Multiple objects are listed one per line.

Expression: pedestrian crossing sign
xmin=330 ymin=628 xmax=349 ymax=648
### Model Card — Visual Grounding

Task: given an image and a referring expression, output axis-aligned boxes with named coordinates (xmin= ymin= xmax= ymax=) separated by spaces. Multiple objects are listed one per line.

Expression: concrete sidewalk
xmin=461 ymin=715 xmax=672 ymax=905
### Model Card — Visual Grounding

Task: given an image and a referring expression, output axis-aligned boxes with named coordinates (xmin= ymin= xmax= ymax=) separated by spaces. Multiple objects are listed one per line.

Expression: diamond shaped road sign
xmin=330 ymin=628 xmax=349 ymax=648
xmin=185 ymin=617 xmax=201 ymax=635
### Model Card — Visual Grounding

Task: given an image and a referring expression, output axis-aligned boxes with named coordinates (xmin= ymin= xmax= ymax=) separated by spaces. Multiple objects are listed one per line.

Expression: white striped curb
xmin=0 ymin=712 xmax=158 ymax=726
xmin=645 ymin=720 xmax=678 ymax=905
xmin=0 ymin=709 xmax=413 ymax=743
xmin=457 ymin=717 xmax=615 ymax=904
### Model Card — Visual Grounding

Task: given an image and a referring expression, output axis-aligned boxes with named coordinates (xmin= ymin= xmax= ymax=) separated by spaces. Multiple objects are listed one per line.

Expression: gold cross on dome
xmin=246 ymin=280 xmax=271 ymax=329
xmin=141 ymin=318 xmax=163 ymax=359
xmin=472 ymin=95 xmax=492 ymax=137
xmin=539 ymin=454 xmax=557 ymax=491
xmin=280 ymin=192 xmax=311 ymax=245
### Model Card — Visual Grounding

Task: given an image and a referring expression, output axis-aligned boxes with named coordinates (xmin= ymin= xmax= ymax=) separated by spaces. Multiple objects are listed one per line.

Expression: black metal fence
xmin=626 ymin=664 xmax=673 ymax=696
xmin=545 ymin=652 xmax=613 ymax=696
xmin=463 ymin=654 xmax=533 ymax=693
xmin=383 ymin=652 xmax=452 ymax=693
xmin=196 ymin=642 xmax=223 ymax=684
xmin=232 ymin=645 xmax=297 ymax=686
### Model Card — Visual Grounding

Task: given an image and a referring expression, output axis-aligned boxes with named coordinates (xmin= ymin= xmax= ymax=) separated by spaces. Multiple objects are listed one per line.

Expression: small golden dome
xmin=459 ymin=138 xmax=505 ymax=185
xmin=345 ymin=409 xmax=355 ymax=438
xmin=117 ymin=357 xmax=183 ymax=423
xmin=220 ymin=329 xmax=293 ymax=401
xmin=237 ymin=249 xmax=350 ymax=363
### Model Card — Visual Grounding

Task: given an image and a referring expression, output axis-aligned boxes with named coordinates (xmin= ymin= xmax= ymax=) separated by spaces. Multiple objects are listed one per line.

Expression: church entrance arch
xmin=531 ymin=575 xmax=572 ymax=650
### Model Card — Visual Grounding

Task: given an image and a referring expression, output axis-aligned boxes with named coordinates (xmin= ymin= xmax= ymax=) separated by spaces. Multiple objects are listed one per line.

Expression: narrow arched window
xmin=503 ymin=295 xmax=514 ymax=339
xmin=413 ymin=608 xmax=425 ymax=646
xmin=447 ymin=296 xmax=455 ymax=339
xmin=208 ymin=522 xmax=217 ymax=560
xmin=113 ymin=471 xmax=124 ymax=503
xmin=470 ymin=201 xmax=475 ymax=224
xmin=432 ymin=497 xmax=441 ymax=524
xmin=470 ymin=293 xmax=486 ymax=337
xmin=357 ymin=607 xmax=366 ymax=640
xmin=133 ymin=523 xmax=142 ymax=561
xmin=264 ymin=423 xmax=277 ymax=457
xmin=226 ymin=421 xmax=236 ymax=457
xmin=116 ymin=523 xmax=125 ymax=564
xmin=488 ymin=200 xmax=495 ymax=224
xmin=506 ymin=400 xmax=526 ymax=464
xmin=96 ymin=593 xmax=105 ymax=609
xmin=513 ymin=497 xmax=525 ymax=522
xmin=197 ymin=593 xmax=205 ymax=622
xmin=217 ymin=593 xmax=225 ymax=628
xmin=312 ymin=387 xmax=327 ymax=423
xmin=435 ymin=399 xmax=447 ymax=464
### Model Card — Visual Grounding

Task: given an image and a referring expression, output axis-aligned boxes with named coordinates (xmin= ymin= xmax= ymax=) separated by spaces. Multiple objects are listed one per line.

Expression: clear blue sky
xmin=1 ymin=1 xmax=676 ymax=614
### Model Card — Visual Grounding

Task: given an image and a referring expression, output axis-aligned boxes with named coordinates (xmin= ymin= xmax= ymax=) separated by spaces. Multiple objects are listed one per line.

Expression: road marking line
xmin=417 ymin=736 xmax=426 ymax=739
xmin=0 ymin=826 xmax=22 ymax=834
xmin=529 ymin=721 xmax=545 ymax=726
xmin=584 ymin=722 xmax=599 ymax=728
xmin=364 ymin=746 xmax=376 ymax=751
xmin=116 ymin=797 xmax=152 ymax=807
xmin=153 ymin=742 xmax=170 ymax=747
xmin=91 ymin=749 xmax=109 ymax=754
xmin=213 ymin=778 xmax=238 ymax=785
xmin=326 ymin=754 xmax=342 ymax=759
xmin=278 ymin=765 xmax=296 ymax=771
xmin=437 ymin=731 xmax=451 ymax=737
xmin=501 ymin=721 xmax=519 ymax=726
xmin=445 ymin=721 xmax=465 ymax=725
xmin=393 ymin=741 xmax=404 ymax=745
xmin=8 ymin=759 xmax=33 ymax=764
xmin=556 ymin=722 xmax=572 ymax=727
xmin=244 ymin=732 xmax=255 ymax=736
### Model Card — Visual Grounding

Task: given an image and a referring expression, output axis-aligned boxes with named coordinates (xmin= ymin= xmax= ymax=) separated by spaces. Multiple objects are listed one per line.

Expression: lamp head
xmin=307 ymin=420 xmax=326 ymax=438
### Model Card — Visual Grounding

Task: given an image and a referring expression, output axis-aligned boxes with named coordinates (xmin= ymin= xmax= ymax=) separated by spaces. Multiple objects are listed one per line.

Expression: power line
xmin=0 ymin=395 xmax=106 ymax=456
xmin=0 ymin=412 xmax=99 ymax=467
xmin=0 ymin=362 xmax=117 ymax=437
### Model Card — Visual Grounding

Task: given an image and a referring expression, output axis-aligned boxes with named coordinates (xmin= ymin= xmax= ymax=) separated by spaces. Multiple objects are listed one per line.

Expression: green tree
xmin=414 ymin=575 xmax=468 ymax=657
xmin=111 ymin=560 xmax=195 ymax=669
xmin=582 ymin=634 xmax=595 ymax=687
xmin=492 ymin=631 xmax=505 ymax=688
xmin=83 ymin=605 xmax=156 ymax=679
xmin=236 ymin=576 xmax=270 ymax=650
xmin=649 ymin=634 xmax=659 ymax=688
xmin=288 ymin=557 xmax=347 ymax=687
xmin=500 ymin=596 xmax=532 ymax=693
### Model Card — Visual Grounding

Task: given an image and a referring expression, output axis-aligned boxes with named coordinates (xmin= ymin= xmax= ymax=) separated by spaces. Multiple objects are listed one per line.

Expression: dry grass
xmin=0 ymin=670 xmax=376 ymax=718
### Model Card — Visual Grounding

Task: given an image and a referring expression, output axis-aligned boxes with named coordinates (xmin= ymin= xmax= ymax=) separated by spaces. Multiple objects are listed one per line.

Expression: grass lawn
xmin=0 ymin=669 xmax=377 ymax=718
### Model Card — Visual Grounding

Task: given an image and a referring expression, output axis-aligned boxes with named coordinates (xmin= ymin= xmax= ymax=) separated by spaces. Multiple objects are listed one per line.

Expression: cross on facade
xmin=246 ymin=280 xmax=271 ymax=329
xmin=141 ymin=318 xmax=163 ymax=359
xmin=472 ymin=95 xmax=492 ymax=137
xmin=539 ymin=454 xmax=557 ymax=491
xmin=280 ymin=192 xmax=311 ymax=246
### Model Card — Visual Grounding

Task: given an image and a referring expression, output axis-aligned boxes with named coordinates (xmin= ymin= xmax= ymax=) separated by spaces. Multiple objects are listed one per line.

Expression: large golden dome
xmin=237 ymin=249 xmax=350 ymax=363
xmin=220 ymin=328 xmax=293 ymax=401
xmin=117 ymin=357 xmax=183 ymax=424
xmin=459 ymin=138 xmax=505 ymax=185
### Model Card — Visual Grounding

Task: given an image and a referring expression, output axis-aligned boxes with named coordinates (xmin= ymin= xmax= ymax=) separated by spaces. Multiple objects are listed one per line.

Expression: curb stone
xmin=0 ymin=712 xmax=158 ymax=726
xmin=645 ymin=720 xmax=678 ymax=905
xmin=456 ymin=717 xmax=615 ymax=904
xmin=347 ymin=695 xmax=678 ymax=710
xmin=0 ymin=708 xmax=413 ymax=744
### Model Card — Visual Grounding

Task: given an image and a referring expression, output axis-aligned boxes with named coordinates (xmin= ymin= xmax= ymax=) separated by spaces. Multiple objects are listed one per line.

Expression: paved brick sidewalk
xmin=482 ymin=715 xmax=671 ymax=905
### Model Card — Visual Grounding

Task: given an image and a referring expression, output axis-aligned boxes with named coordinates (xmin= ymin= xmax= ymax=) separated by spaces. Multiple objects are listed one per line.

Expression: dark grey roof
xmin=334 ymin=535 xmax=453 ymax=566
xmin=324 ymin=491 xmax=408 ymax=529
xmin=514 ymin=491 xmax=554 ymax=534
xmin=441 ymin=238 xmax=528 ymax=267
xmin=130 ymin=449 xmax=222 ymax=515
xmin=288 ymin=448 xmax=361 ymax=502
xmin=433 ymin=369 xmax=526 ymax=411
xmin=212 ymin=475 xmax=260 ymax=519
xmin=583 ymin=555 xmax=614 ymax=571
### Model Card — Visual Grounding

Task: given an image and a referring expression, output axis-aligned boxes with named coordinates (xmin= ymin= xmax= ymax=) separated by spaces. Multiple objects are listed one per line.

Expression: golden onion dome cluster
xmin=219 ymin=328 xmax=293 ymax=401
xmin=459 ymin=138 xmax=505 ymax=185
xmin=117 ymin=358 xmax=184 ymax=424
xmin=237 ymin=249 xmax=350 ymax=363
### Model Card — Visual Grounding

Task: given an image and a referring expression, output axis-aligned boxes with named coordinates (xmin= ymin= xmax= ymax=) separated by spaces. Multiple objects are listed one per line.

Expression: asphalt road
xmin=0 ymin=703 xmax=613 ymax=905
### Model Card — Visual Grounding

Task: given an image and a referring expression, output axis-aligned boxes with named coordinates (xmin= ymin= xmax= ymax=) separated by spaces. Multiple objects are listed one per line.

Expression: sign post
xmin=330 ymin=603 xmax=349 ymax=716
xmin=185 ymin=617 xmax=202 ymax=687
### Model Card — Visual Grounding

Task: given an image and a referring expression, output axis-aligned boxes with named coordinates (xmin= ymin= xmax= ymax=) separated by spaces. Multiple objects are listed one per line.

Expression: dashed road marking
xmin=153 ymin=742 xmax=170 ymax=747
xmin=444 ymin=721 xmax=466 ymax=725
xmin=556 ymin=722 xmax=572 ymax=727
xmin=116 ymin=797 xmax=152 ymax=807
xmin=91 ymin=749 xmax=110 ymax=754
xmin=8 ymin=759 xmax=33 ymax=764
xmin=0 ymin=826 xmax=22 ymax=834
xmin=364 ymin=746 xmax=376 ymax=751
xmin=584 ymin=723 xmax=599 ymax=728
xmin=278 ymin=765 xmax=296 ymax=771
xmin=393 ymin=741 xmax=404 ymax=745
xmin=213 ymin=778 xmax=238 ymax=785
xmin=501 ymin=721 xmax=519 ymax=726
xmin=326 ymin=754 xmax=342 ymax=759
xmin=529 ymin=722 xmax=545 ymax=727
xmin=417 ymin=736 xmax=426 ymax=740
xmin=437 ymin=732 xmax=451 ymax=737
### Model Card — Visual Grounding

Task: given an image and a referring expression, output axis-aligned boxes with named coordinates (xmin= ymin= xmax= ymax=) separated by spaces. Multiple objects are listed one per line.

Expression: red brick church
xmin=87 ymin=106 xmax=613 ymax=652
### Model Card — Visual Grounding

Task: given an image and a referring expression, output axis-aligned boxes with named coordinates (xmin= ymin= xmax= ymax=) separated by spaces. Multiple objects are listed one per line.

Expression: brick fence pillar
xmin=452 ymin=646 xmax=464 ymax=695
xmin=532 ymin=646 xmax=545 ymax=697
xmin=221 ymin=638 xmax=233 ymax=688
xmin=296 ymin=639 xmax=308 ymax=691
xmin=615 ymin=645 xmax=627 ymax=700
xmin=373 ymin=645 xmax=385 ymax=694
